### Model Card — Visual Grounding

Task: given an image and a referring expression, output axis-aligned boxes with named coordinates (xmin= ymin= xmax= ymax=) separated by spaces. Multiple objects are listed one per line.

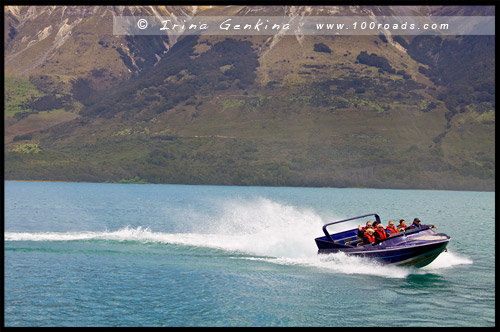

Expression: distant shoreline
xmin=4 ymin=179 xmax=494 ymax=193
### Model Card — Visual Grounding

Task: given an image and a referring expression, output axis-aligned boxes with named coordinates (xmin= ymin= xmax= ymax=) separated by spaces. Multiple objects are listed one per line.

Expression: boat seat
xmin=346 ymin=238 xmax=363 ymax=246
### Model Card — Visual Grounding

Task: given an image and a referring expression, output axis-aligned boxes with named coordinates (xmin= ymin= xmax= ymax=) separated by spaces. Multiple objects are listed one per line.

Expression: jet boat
xmin=314 ymin=213 xmax=450 ymax=268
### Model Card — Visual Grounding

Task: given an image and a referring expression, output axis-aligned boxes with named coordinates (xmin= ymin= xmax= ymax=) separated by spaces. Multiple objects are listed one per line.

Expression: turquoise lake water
xmin=4 ymin=181 xmax=495 ymax=326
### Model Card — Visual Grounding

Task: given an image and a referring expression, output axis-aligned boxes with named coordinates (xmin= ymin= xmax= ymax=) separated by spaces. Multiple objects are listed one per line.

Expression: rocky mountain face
xmin=4 ymin=5 xmax=495 ymax=191
xmin=5 ymin=6 xmax=195 ymax=83
xmin=3 ymin=5 xmax=467 ymax=80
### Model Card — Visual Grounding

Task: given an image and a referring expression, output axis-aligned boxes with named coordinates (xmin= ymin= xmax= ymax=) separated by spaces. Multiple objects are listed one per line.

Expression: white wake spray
xmin=422 ymin=250 xmax=473 ymax=270
xmin=5 ymin=197 xmax=471 ymax=278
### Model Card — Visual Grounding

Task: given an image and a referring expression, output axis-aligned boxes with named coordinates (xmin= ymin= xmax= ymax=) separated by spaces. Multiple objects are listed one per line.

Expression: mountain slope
xmin=4 ymin=5 xmax=495 ymax=191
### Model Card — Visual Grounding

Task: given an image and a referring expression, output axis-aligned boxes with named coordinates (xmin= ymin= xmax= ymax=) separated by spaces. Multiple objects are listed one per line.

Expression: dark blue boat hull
xmin=315 ymin=228 xmax=450 ymax=268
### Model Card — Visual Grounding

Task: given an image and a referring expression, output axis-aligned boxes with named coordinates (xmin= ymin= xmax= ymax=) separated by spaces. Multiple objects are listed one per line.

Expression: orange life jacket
xmin=386 ymin=226 xmax=399 ymax=234
xmin=364 ymin=232 xmax=375 ymax=243
xmin=375 ymin=229 xmax=387 ymax=240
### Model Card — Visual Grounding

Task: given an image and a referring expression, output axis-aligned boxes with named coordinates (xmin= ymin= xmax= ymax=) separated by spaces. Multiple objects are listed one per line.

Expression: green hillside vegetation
xmin=4 ymin=35 xmax=495 ymax=191
xmin=407 ymin=36 xmax=495 ymax=117
xmin=80 ymin=37 xmax=258 ymax=118
xmin=4 ymin=77 xmax=45 ymax=115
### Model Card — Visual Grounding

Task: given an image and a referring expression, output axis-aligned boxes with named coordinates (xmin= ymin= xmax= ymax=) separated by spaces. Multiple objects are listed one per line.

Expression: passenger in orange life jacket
xmin=357 ymin=221 xmax=373 ymax=238
xmin=397 ymin=219 xmax=407 ymax=232
xmin=361 ymin=227 xmax=376 ymax=245
xmin=373 ymin=224 xmax=388 ymax=244
xmin=385 ymin=220 xmax=399 ymax=235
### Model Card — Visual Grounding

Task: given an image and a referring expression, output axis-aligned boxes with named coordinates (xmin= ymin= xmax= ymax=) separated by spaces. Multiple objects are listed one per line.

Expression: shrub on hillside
xmin=356 ymin=51 xmax=395 ymax=74
xmin=313 ymin=43 xmax=332 ymax=53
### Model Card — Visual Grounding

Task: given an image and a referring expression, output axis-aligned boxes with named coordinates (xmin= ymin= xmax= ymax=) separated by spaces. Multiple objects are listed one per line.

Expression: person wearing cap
xmin=361 ymin=227 xmax=376 ymax=245
xmin=407 ymin=217 xmax=438 ymax=230
xmin=408 ymin=218 xmax=423 ymax=229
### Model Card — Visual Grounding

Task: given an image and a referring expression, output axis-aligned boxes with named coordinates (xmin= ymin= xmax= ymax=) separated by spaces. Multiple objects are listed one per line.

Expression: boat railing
xmin=322 ymin=213 xmax=381 ymax=242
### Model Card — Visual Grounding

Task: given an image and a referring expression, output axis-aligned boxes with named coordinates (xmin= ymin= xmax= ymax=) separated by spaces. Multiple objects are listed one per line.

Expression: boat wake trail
xmin=5 ymin=197 xmax=470 ymax=278
xmin=238 ymin=253 xmax=416 ymax=278
xmin=6 ymin=198 xmax=323 ymax=255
